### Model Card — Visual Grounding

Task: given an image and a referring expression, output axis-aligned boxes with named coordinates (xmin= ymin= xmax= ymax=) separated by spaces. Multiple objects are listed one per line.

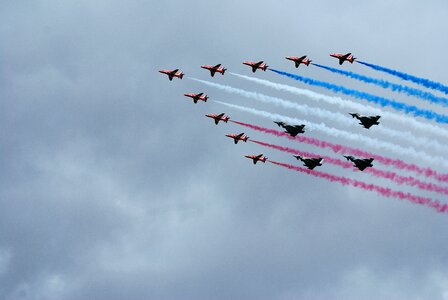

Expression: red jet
xmin=159 ymin=69 xmax=184 ymax=81
xmin=184 ymin=93 xmax=208 ymax=104
xmin=201 ymin=64 xmax=227 ymax=77
xmin=245 ymin=154 xmax=268 ymax=164
xmin=225 ymin=133 xmax=249 ymax=144
xmin=242 ymin=61 xmax=268 ymax=73
xmin=330 ymin=53 xmax=356 ymax=65
xmin=285 ymin=55 xmax=312 ymax=68
xmin=206 ymin=113 xmax=229 ymax=125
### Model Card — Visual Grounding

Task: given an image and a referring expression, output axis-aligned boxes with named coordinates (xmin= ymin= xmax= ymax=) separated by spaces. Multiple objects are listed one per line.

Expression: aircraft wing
xmin=361 ymin=122 xmax=373 ymax=129
xmin=369 ymin=115 xmax=381 ymax=122
xmin=358 ymin=164 xmax=369 ymax=171
xmin=197 ymin=93 xmax=203 ymax=97
xmin=210 ymin=69 xmax=216 ymax=77
xmin=342 ymin=53 xmax=351 ymax=59
xmin=216 ymin=113 xmax=225 ymax=118
xmin=213 ymin=64 xmax=221 ymax=69
xmin=235 ymin=133 xmax=244 ymax=139
xmin=306 ymin=163 xmax=318 ymax=170
xmin=171 ymin=69 xmax=179 ymax=74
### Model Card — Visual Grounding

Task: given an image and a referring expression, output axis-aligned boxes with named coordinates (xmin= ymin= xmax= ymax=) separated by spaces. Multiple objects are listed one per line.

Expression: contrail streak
xmin=215 ymin=101 xmax=448 ymax=168
xmin=312 ymin=63 xmax=448 ymax=107
xmin=230 ymin=73 xmax=448 ymax=138
xmin=252 ymin=140 xmax=448 ymax=196
xmin=230 ymin=120 xmax=448 ymax=184
xmin=357 ymin=61 xmax=448 ymax=95
xmin=192 ymin=77 xmax=448 ymax=153
xmin=270 ymin=68 xmax=448 ymax=124
xmin=269 ymin=160 xmax=448 ymax=214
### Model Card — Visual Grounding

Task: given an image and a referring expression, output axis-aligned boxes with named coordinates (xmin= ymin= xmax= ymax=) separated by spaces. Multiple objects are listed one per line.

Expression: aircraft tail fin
xmin=222 ymin=68 xmax=227 ymax=75
xmin=179 ymin=73 xmax=184 ymax=79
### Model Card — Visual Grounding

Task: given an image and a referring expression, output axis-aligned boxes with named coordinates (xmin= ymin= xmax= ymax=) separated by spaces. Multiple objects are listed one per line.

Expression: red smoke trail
xmin=251 ymin=140 xmax=448 ymax=196
xmin=269 ymin=160 xmax=448 ymax=214
xmin=230 ymin=120 xmax=448 ymax=184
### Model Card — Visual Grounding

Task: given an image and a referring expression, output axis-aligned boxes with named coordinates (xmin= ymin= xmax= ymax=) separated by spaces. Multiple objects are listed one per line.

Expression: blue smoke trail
xmin=312 ymin=63 xmax=448 ymax=107
xmin=269 ymin=68 xmax=448 ymax=124
xmin=357 ymin=61 xmax=448 ymax=95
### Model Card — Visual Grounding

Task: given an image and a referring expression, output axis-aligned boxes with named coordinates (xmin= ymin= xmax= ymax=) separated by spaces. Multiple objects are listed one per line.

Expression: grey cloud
xmin=1 ymin=1 xmax=447 ymax=299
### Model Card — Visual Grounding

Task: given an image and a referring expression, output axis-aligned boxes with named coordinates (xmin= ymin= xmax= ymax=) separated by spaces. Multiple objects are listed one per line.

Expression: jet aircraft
xmin=242 ymin=61 xmax=268 ymax=72
xmin=344 ymin=156 xmax=374 ymax=171
xmin=349 ymin=113 xmax=381 ymax=129
xmin=225 ymin=133 xmax=249 ymax=144
xmin=159 ymin=69 xmax=184 ymax=81
xmin=201 ymin=64 xmax=227 ymax=77
xmin=293 ymin=155 xmax=324 ymax=170
xmin=245 ymin=154 xmax=268 ymax=164
xmin=330 ymin=53 xmax=356 ymax=65
xmin=274 ymin=121 xmax=306 ymax=136
xmin=206 ymin=113 xmax=229 ymax=125
xmin=285 ymin=55 xmax=312 ymax=68
xmin=184 ymin=93 xmax=208 ymax=104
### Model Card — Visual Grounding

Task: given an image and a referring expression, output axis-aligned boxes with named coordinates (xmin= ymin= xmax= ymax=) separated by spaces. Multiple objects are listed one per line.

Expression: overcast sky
xmin=1 ymin=1 xmax=448 ymax=299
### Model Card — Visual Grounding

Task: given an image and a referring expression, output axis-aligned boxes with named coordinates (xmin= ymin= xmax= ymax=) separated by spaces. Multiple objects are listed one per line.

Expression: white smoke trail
xmin=213 ymin=100 xmax=448 ymax=169
xmin=190 ymin=78 xmax=448 ymax=153
xmin=230 ymin=73 xmax=448 ymax=138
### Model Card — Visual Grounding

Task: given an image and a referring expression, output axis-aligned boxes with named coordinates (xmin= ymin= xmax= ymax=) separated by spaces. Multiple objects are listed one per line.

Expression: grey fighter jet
xmin=349 ymin=113 xmax=381 ymax=129
xmin=344 ymin=155 xmax=374 ymax=171
xmin=293 ymin=155 xmax=324 ymax=170
xmin=274 ymin=121 xmax=305 ymax=136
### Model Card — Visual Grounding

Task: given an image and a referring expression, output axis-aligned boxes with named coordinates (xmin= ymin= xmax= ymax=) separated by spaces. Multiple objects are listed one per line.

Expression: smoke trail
xmin=357 ymin=61 xmax=448 ymax=95
xmin=269 ymin=160 xmax=448 ymax=214
xmin=269 ymin=68 xmax=448 ymax=124
xmin=252 ymin=140 xmax=448 ymax=196
xmin=312 ymin=63 xmax=448 ymax=107
xmin=193 ymin=77 xmax=448 ymax=153
xmin=230 ymin=120 xmax=448 ymax=184
xmin=215 ymin=101 xmax=448 ymax=168
xmin=230 ymin=73 xmax=448 ymax=138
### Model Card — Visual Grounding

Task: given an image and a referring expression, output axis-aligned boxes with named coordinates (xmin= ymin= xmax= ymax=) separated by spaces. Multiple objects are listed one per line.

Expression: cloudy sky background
xmin=1 ymin=1 xmax=448 ymax=299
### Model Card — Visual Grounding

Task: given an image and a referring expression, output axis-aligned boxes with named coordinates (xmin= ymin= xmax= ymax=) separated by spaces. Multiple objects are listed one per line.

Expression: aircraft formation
xmin=159 ymin=52 xmax=448 ymax=214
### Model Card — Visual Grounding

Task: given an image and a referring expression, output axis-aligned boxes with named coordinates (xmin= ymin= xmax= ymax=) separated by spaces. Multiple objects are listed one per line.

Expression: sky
xmin=1 ymin=1 xmax=448 ymax=299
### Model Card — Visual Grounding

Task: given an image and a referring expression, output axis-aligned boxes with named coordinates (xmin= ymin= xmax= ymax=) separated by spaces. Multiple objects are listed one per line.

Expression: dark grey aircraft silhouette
xmin=293 ymin=155 xmax=324 ymax=170
xmin=344 ymin=155 xmax=374 ymax=171
xmin=274 ymin=121 xmax=305 ymax=136
xmin=349 ymin=113 xmax=381 ymax=129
